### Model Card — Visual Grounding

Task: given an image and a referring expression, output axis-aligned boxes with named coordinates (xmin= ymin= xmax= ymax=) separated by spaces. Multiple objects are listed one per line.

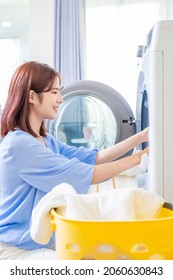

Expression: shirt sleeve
xmin=54 ymin=138 xmax=98 ymax=164
xmin=10 ymin=133 xmax=97 ymax=194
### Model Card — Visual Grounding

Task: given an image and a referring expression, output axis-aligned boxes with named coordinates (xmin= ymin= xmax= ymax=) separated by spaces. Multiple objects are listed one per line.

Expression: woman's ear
xmin=29 ymin=90 xmax=36 ymax=104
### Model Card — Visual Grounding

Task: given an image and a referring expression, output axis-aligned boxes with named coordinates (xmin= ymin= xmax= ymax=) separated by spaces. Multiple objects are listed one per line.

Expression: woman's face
xmin=29 ymin=76 xmax=64 ymax=121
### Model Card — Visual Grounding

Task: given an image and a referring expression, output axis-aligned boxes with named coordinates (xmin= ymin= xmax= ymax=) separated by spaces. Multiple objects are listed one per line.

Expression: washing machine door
xmin=136 ymin=71 xmax=149 ymax=150
xmin=47 ymin=80 xmax=136 ymax=155
xmin=136 ymin=70 xmax=149 ymax=188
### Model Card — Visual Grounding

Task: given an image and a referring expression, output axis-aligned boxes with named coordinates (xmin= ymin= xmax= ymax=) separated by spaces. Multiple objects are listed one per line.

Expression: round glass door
xmin=47 ymin=80 xmax=136 ymax=153
xmin=48 ymin=94 xmax=117 ymax=150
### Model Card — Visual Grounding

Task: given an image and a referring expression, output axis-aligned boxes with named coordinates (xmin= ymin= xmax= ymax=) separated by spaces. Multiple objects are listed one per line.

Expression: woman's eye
xmin=52 ymin=91 xmax=58 ymax=95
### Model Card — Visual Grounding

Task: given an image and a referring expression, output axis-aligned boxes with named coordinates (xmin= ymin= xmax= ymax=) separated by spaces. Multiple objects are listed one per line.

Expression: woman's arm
xmin=95 ymin=127 xmax=148 ymax=164
xmin=92 ymin=147 xmax=148 ymax=184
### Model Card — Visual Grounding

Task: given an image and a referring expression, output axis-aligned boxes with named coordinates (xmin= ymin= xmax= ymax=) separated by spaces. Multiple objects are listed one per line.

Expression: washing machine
xmin=47 ymin=80 xmax=136 ymax=157
xmin=136 ymin=20 xmax=173 ymax=203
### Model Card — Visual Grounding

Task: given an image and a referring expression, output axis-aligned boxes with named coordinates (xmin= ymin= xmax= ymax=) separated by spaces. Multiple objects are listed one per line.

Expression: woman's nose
xmin=57 ymin=93 xmax=63 ymax=103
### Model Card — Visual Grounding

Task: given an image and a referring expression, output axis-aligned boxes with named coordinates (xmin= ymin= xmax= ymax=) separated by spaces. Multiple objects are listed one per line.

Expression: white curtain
xmin=85 ymin=0 xmax=171 ymax=114
xmin=55 ymin=0 xmax=86 ymax=85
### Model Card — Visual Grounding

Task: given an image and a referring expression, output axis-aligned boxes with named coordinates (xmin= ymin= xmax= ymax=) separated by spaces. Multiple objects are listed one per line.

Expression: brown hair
xmin=1 ymin=61 xmax=61 ymax=138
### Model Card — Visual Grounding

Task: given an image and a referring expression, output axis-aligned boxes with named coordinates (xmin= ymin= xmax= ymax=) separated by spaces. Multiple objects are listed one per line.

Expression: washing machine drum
xmin=47 ymin=80 xmax=136 ymax=153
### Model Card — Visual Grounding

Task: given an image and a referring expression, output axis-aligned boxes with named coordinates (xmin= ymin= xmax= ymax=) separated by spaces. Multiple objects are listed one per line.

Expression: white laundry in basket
xmin=30 ymin=183 xmax=164 ymax=245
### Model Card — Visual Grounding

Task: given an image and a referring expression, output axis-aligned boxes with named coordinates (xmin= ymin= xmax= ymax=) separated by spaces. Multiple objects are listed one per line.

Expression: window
xmin=85 ymin=0 xmax=169 ymax=114
xmin=0 ymin=39 xmax=20 ymax=108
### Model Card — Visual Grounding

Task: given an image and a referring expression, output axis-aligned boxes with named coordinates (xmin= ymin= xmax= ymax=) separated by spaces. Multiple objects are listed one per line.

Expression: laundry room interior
xmin=1 ymin=0 xmax=173 ymax=261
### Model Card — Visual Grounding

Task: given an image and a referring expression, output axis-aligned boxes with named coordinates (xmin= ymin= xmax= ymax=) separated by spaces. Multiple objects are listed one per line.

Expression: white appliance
xmin=136 ymin=20 xmax=173 ymax=203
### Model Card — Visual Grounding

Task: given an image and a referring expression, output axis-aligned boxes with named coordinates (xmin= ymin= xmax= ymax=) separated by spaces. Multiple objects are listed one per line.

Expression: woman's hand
xmin=137 ymin=146 xmax=149 ymax=163
xmin=139 ymin=127 xmax=149 ymax=143
xmin=141 ymin=146 xmax=149 ymax=155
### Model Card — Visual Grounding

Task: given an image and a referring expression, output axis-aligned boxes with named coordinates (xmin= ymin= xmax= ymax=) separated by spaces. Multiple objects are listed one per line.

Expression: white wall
xmin=168 ymin=0 xmax=173 ymax=19
xmin=18 ymin=33 xmax=29 ymax=64
xmin=28 ymin=0 xmax=55 ymax=66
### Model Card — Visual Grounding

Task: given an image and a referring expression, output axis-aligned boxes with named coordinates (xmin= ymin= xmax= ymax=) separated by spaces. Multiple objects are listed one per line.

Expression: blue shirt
xmin=0 ymin=130 xmax=97 ymax=249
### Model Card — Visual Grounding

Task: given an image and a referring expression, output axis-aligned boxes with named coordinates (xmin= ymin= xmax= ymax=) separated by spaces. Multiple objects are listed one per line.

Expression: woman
xmin=0 ymin=61 xmax=148 ymax=260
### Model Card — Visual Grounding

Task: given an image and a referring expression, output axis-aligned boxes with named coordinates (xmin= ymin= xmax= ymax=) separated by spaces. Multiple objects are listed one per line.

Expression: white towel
xmin=30 ymin=183 xmax=164 ymax=245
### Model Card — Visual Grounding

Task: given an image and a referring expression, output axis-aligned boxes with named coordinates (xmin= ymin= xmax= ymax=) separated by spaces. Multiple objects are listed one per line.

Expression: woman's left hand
xmin=140 ymin=127 xmax=149 ymax=143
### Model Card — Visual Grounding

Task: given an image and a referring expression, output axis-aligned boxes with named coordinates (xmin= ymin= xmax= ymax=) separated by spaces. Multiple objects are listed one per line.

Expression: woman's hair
xmin=1 ymin=61 xmax=61 ymax=138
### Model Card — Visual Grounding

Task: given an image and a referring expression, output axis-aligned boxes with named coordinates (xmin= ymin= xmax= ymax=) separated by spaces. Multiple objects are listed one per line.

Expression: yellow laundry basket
xmin=50 ymin=203 xmax=173 ymax=260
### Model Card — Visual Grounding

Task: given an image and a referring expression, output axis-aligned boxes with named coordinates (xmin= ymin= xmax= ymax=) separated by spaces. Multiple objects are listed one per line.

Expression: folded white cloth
xmin=120 ymin=152 xmax=148 ymax=176
xmin=30 ymin=183 xmax=164 ymax=245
